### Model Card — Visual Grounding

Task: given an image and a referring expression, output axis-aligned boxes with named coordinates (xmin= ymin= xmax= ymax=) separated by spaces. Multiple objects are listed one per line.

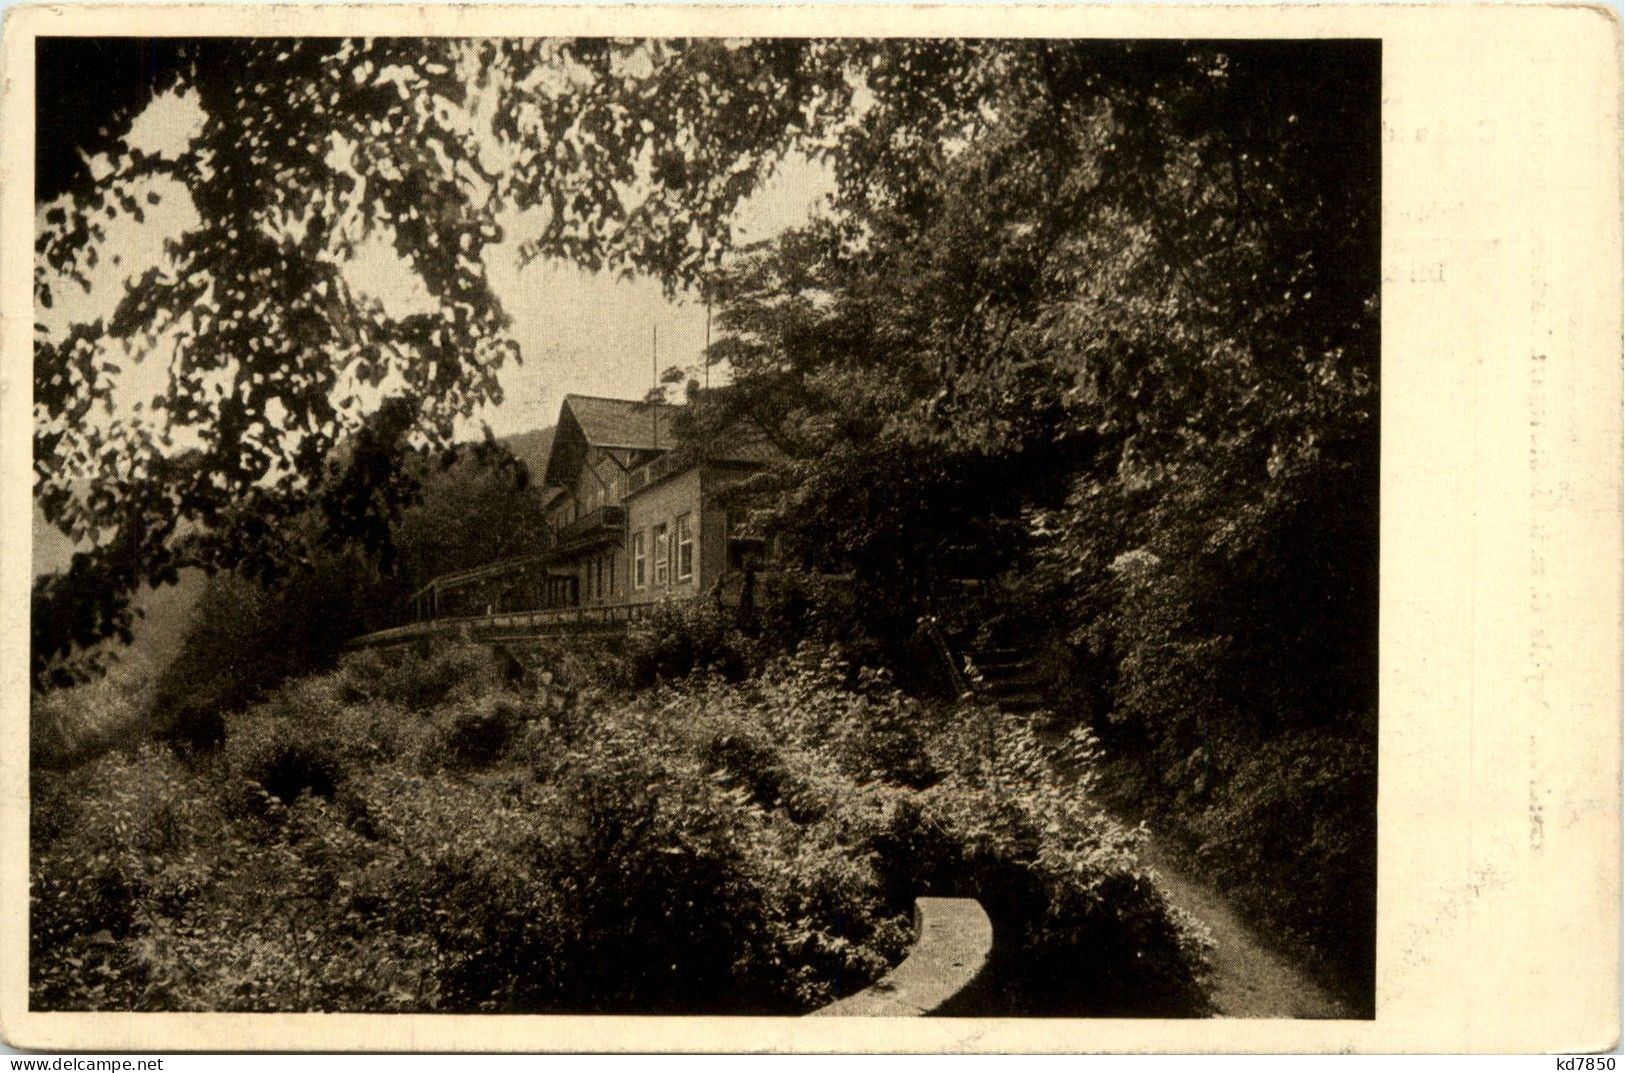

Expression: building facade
xmin=536 ymin=394 xmax=773 ymax=609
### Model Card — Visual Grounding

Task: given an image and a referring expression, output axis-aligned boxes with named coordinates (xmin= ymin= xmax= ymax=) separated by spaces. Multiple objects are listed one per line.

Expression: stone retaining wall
xmin=810 ymin=897 xmax=992 ymax=1017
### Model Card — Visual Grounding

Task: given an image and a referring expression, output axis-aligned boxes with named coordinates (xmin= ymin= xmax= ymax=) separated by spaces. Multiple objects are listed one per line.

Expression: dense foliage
xmin=31 ymin=658 xmax=155 ymax=773
xmin=34 ymin=38 xmax=859 ymax=678
xmin=33 ymin=642 xmax=1209 ymax=1014
xmin=696 ymin=41 xmax=1379 ymax=1001
xmin=136 ymin=432 xmax=549 ymax=744
xmin=35 ymin=36 xmax=1377 ymax=1007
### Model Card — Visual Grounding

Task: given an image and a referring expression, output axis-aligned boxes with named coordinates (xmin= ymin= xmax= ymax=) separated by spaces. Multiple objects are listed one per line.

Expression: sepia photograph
xmin=6 ymin=1 xmax=1621 ymax=1057
xmin=25 ymin=31 xmax=1381 ymax=1026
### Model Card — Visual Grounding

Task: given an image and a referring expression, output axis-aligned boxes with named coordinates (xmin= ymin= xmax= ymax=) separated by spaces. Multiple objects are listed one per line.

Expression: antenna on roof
xmin=702 ymin=298 xmax=712 ymax=456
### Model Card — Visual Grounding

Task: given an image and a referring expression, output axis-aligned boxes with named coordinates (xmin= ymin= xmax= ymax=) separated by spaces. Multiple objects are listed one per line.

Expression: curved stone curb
xmin=809 ymin=897 xmax=992 ymax=1017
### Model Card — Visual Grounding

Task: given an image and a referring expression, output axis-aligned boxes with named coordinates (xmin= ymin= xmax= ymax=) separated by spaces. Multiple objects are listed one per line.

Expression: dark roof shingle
xmin=564 ymin=394 xmax=680 ymax=451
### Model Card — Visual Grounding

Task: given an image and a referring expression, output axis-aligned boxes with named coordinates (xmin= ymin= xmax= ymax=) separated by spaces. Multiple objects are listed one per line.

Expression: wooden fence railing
xmin=346 ymin=599 xmax=679 ymax=649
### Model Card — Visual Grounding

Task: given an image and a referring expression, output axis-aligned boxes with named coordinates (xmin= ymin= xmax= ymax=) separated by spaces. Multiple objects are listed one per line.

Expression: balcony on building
xmin=554 ymin=503 xmax=627 ymax=556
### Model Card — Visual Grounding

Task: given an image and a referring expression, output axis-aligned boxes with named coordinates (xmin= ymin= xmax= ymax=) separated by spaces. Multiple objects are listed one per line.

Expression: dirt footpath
xmin=1133 ymin=830 xmax=1355 ymax=1019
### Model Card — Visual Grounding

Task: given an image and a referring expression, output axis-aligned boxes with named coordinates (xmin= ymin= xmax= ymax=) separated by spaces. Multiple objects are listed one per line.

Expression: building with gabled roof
xmin=408 ymin=393 xmax=776 ymax=622
xmin=534 ymin=393 xmax=777 ymax=610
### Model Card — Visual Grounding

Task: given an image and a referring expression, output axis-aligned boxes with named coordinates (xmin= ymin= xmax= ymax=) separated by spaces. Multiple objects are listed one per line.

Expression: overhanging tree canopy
xmin=33 ymin=37 xmax=1377 ymax=689
xmin=698 ymin=41 xmax=1377 ymax=631
xmin=34 ymin=37 xmax=857 ymax=680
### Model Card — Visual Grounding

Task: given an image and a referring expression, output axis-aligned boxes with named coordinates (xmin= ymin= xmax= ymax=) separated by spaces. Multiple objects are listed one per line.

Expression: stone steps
xmin=966 ymin=639 xmax=1051 ymax=716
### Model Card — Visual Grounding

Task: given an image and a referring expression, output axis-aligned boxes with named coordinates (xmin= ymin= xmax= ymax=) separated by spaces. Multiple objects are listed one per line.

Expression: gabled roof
xmin=542 ymin=394 xmax=679 ymax=488
xmin=564 ymin=394 xmax=679 ymax=452
xmin=536 ymin=392 xmax=784 ymax=492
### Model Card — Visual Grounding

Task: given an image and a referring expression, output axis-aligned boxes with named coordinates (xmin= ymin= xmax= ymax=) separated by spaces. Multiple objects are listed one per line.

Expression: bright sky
xmin=40 ymin=80 xmax=836 ymax=443
xmin=480 ymin=153 xmax=833 ymax=437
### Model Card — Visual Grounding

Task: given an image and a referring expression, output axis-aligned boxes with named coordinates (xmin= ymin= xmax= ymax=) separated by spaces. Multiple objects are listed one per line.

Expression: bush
xmin=232 ymin=728 xmax=349 ymax=813
xmin=618 ymin=571 xmax=885 ymax=692
xmin=621 ymin=598 xmax=759 ymax=687
xmin=33 ymin=640 xmax=1210 ymax=1015
xmin=364 ymin=643 xmax=501 ymax=711
xmin=31 ymin=746 xmax=225 ymax=1009
xmin=437 ymin=695 xmax=528 ymax=769
xmin=31 ymin=660 xmax=153 ymax=770
xmin=653 ymin=649 xmax=1213 ymax=1015
xmin=1187 ymin=719 xmax=1377 ymax=1001
xmin=224 ymin=687 xmax=356 ymax=816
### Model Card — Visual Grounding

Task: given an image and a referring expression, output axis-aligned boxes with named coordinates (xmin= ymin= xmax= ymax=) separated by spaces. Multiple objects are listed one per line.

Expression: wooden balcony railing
xmin=554 ymin=504 xmax=626 ymax=554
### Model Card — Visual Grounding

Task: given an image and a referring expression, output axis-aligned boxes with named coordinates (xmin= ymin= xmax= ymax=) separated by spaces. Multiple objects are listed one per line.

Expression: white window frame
xmin=675 ymin=513 xmax=694 ymax=583
xmin=653 ymin=522 xmax=670 ymax=587
xmin=632 ymin=530 xmax=646 ymax=589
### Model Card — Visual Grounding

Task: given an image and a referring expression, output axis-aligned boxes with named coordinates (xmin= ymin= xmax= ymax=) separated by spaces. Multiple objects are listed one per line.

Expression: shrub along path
xmin=1021 ymin=715 xmax=1352 ymax=1019
xmin=1127 ymin=824 xmax=1354 ymax=1019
